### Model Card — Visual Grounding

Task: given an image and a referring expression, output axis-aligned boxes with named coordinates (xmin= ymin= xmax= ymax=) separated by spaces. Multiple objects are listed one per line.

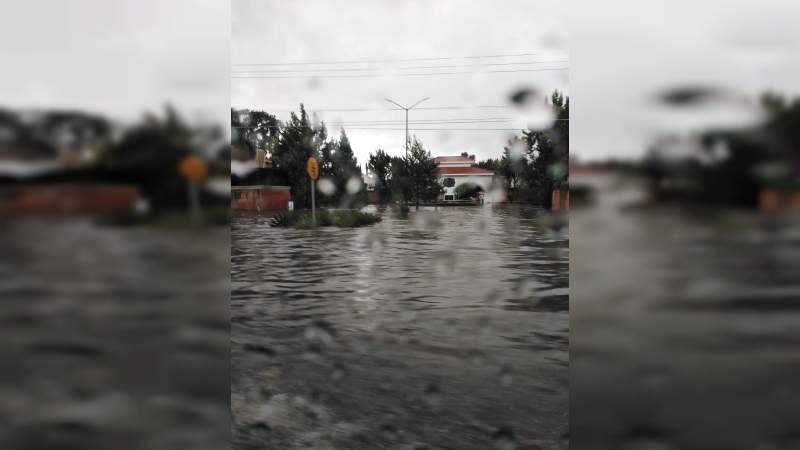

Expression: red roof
xmin=438 ymin=166 xmax=494 ymax=175
xmin=434 ymin=155 xmax=473 ymax=163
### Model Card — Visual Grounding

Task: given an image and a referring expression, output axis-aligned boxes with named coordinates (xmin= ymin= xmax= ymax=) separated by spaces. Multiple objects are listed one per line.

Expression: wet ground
xmin=571 ymin=177 xmax=800 ymax=449
xmin=0 ymin=219 xmax=230 ymax=450
xmin=231 ymin=205 xmax=569 ymax=449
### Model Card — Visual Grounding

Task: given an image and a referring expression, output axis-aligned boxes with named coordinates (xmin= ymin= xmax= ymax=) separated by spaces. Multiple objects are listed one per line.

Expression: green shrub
xmin=454 ymin=183 xmax=482 ymax=200
xmin=269 ymin=211 xmax=302 ymax=227
xmin=276 ymin=209 xmax=380 ymax=229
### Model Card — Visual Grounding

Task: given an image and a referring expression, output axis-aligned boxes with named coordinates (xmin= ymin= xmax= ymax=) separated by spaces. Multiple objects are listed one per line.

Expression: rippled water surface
xmin=0 ymin=219 xmax=230 ymax=450
xmin=571 ymin=179 xmax=800 ymax=450
xmin=232 ymin=205 xmax=569 ymax=449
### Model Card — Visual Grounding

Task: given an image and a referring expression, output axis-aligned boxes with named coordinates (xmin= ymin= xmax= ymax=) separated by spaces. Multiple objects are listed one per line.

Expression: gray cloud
xmin=0 ymin=0 xmax=230 ymax=131
xmin=232 ymin=0 xmax=568 ymax=166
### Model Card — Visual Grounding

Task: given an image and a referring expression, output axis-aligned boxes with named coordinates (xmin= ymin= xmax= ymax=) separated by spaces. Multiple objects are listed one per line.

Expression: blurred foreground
xmin=0 ymin=218 xmax=230 ymax=449
xmin=571 ymin=173 xmax=800 ymax=449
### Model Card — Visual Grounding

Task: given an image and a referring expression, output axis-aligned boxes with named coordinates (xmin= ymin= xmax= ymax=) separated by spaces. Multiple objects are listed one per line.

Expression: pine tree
xmin=367 ymin=149 xmax=393 ymax=203
xmin=523 ymin=91 xmax=569 ymax=207
xmin=405 ymin=137 xmax=442 ymax=209
xmin=272 ymin=104 xmax=318 ymax=208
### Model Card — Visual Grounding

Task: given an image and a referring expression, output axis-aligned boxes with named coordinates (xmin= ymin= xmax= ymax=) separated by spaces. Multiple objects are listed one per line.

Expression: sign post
xmin=178 ymin=155 xmax=208 ymax=225
xmin=306 ymin=156 xmax=319 ymax=226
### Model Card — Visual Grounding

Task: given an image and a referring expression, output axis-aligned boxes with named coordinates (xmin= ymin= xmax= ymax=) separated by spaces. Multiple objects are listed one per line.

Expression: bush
xmin=269 ymin=210 xmax=302 ymax=227
xmin=270 ymin=209 xmax=380 ymax=228
xmin=454 ymin=183 xmax=483 ymax=200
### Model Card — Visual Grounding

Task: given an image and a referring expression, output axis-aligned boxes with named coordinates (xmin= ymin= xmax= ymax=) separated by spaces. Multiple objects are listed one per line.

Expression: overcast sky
xmin=0 ymin=0 xmax=229 ymax=130
xmin=232 ymin=0 xmax=569 ymax=167
xmin=569 ymin=0 xmax=800 ymax=160
xmin=3 ymin=1 xmax=798 ymax=163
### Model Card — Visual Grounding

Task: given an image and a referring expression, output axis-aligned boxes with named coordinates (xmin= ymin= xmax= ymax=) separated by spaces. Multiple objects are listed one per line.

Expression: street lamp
xmin=386 ymin=97 xmax=430 ymax=157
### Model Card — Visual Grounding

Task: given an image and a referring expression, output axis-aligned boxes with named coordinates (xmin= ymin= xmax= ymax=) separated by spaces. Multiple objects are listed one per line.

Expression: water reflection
xmin=0 ymin=219 xmax=230 ymax=450
xmin=571 ymin=173 xmax=800 ymax=449
xmin=231 ymin=205 xmax=569 ymax=449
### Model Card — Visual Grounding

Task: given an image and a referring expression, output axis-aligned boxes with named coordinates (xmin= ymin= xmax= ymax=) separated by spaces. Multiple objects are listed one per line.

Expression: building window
xmin=443 ymin=178 xmax=456 ymax=188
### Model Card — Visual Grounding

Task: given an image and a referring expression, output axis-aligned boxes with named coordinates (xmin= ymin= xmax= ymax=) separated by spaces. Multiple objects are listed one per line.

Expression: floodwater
xmin=571 ymin=176 xmax=800 ymax=449
xmin=0 ymin=219 xmax=230 ymax=450
xmin=231 ymin=205 xmax=569 ymax=449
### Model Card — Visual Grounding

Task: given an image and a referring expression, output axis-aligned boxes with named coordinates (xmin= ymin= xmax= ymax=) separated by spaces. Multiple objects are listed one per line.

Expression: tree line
xmin=640 ymin=91 xmax=800 ymax=208
xmin=1 ymin=105 xmax=228 ymax=211
xmin=232 ymin=104 xmax=442 ymax=209
xmin=473 ymin=91 xmax=569 ymax=207
xmin=232 ymin=91 xmax=569 ymax=210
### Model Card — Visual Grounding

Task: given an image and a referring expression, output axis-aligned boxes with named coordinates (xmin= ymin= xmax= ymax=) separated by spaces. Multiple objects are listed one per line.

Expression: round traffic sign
xmin=178 ymin=155 xmax=208 ymax=182
xmin=307 ymin=157 xmax=319 ymax=180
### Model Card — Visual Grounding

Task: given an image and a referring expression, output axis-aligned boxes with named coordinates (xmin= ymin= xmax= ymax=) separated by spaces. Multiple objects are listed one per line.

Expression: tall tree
xmin=522 ymin=91 xmax=569 ymax=207
xmin=101 ymin=105 xmax=193 ymax=209
xmin=475 ymin=158 xmax=500 ymax=172
xmin=389 ymin=155 xmax=411 ymax=205
xmin=272 ymin=104 xmax=319 ymax=209
xmin=230 ymin=108 xmax=280 ymax=161
xmin=332 ymin=128 xmax=361 ymax=196
xmin=367 ymin=149 xmax=393 ymax=203
xmin=317 ymin=124 xmax=335 ymax=179
xmin=500 ymin=137 xmax=527 ymax=202
xmin=405 ymin=137 xmax=442 ymax=209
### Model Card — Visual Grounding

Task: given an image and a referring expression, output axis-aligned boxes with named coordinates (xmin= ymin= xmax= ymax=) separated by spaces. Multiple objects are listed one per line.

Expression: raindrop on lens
xmin=331 ymin=363 xmax=346 ymax=382
xmin=346 ymin=176 xmax=362 ymax=194
xmin=510 ymin=139 xmax=527 ymax=161
xmin=380 ymin=414 xmax=398 ymax=440
xmin=423 ymin=383 xmax=441 ymax=407
xmin=510 ymin=88 xmax=538 ymax=106
xmin=658 ymin=86 xmax=722 ymax=106
xmin=508 ymin=87 xmax=556 ymax=130
xmin=307 ymin=77 xmax=321 ymax=90
xmin=304 ymin=320 xmax=335 ymax=348
xmin=469 ymin=352 xmax=486 ymax=366
xmin=492 ymin=427 xmax=518 ymax=450
xmin=548 ymin=162 xmax=567 ymax=180
xmin=619 ymin=428 xmax=676 ymax=450
xmin=317 ymin=177 xmax=336 ymax=196
xmin=499 ymin=365 xmax=513 ymax=387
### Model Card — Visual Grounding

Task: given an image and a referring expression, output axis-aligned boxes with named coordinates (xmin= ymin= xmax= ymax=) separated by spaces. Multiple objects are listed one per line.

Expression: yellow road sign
xmin=307 ymin=157 xmax=319 ymax=180
xmin=178 ymin=155 xmax=208 ymax=182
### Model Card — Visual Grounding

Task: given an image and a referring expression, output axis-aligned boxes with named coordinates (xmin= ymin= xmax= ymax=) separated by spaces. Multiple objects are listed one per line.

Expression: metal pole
xmin=386 ymin=97 xmax=429 ymax=159
xmin=405 ymin=108 xmax=409 ymax=158
xmin=189 ymin=181 xmax=201 ymax=225
xmin=311 ymin=179 xmax=316 ymax=226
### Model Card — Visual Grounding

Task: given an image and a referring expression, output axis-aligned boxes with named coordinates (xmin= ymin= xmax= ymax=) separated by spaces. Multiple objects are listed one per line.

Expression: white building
xmin=435 ymin=155 xmax=495 ymax=201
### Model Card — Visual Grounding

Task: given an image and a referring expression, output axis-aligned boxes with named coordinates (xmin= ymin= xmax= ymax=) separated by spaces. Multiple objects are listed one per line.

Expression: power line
xmin=231 ymin=59 xmax=569 ymax=74
xmin=236 ymin=119 xmax=518 ymax=126
xmin=258 ymin=105 xmax=512 ymax=112
xmin=231 ymin=116 xmax=569 ymax=128
xmin=323 ymin=119 xmax=514 ymax=124
xmin=233 ymin=127 xmax=527 ymax=131
xmin=231 ymin=122 xmax=567 ymax=131
xmin=232 ymin=67 xmax=568 ymax=79
xmin=232 ymin=52 xmax=542 ymax=66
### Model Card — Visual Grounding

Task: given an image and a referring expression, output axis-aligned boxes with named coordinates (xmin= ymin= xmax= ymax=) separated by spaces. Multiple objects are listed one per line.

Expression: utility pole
xmin=386 ymin=97 xmax=430 ymax=157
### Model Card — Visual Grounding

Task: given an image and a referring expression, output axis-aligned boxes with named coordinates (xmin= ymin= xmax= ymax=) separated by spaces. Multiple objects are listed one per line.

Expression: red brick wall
xmin=760 ymin=189 xmax=800 ymax=212
xmin=551 ymin=190 xmax=570 ymax=211
xmin=0 ymin=184 xmax=140 ymax=215
xmin=232 ymin=186 xmax=290 ymax=212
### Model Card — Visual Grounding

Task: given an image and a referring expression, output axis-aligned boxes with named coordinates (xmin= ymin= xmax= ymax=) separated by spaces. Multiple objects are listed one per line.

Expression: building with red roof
xmin=434 ymin=155 xmax=497 ymax=201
